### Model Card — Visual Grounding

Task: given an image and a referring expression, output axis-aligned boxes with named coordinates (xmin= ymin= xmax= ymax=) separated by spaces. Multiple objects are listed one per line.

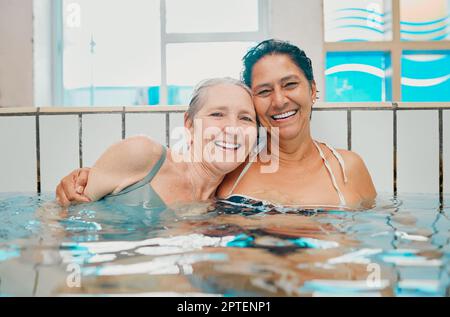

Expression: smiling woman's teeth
xmin=214 ymin=141 xmax=241 ymax=150
xmin=272 ymin=110 xmax=297 ymax=120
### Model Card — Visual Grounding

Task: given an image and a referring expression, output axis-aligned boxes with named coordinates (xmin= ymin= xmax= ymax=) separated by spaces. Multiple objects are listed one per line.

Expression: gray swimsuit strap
xmin=105 ymin=146 xmax=167 ymax=198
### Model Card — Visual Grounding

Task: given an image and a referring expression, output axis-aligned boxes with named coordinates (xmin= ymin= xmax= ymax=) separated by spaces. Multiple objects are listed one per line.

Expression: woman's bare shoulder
xmin=336 ymin=149 xmax=377 ymax=199
xmin=116 ymin=135 xmax=164 ymax=171
xmin=336 ymin=149 xmax=365 ymax=168
xmin=84 ymin=135 xmax=164 ymax=201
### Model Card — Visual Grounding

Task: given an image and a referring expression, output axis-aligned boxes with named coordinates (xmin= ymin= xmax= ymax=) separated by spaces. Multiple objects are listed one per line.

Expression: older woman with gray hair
xmin=57 ymin=77 xmax=258 ymax=208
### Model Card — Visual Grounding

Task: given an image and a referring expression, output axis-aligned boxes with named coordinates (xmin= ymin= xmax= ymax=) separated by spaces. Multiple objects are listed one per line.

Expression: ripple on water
xmin=0 ymin=192 xmax=448 ymax=296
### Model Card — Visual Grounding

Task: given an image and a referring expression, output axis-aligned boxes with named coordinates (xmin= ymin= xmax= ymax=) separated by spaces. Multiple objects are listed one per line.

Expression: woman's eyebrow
xmin=254 ymin=75 xmax=301 ymax=89
xmin=208 ymin=105 xmax=228 ymax=112
xmin=239 ymin=109 xmax=256 ymax=117
xmin=280 ymin=75 xmax=300 ymax=82
xmin=253 ymin=83 xmax=272 ymax=90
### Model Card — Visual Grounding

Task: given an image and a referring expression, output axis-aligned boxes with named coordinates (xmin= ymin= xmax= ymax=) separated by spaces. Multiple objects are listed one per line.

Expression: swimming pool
xmin=0 ymin=192 xmax=448 ymax=297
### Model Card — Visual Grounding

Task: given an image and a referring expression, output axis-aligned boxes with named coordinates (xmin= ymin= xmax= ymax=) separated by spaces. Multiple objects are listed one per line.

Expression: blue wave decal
xmin=402 ymin=32 xmax=450 ymax=41
xmin=400 ymin=25 xmax=447 ymax=35
xmin=325 ymin=52 xmax=391 ymax=102
xmin=335 ymin=8 xmax=388 ymax=17
xmin=327 ymin=7 xmax=391 ymax=41
xmin=335 ymin=16 xmax=385 ymax=26
xmin=400 ymin=15 xmax=449 ymax=26
xmin=400 ymin=14 xmax=449 ymax=41
xmin=431 ymin=33 xmax=449 ymax=40
xmin=336 ymin=24 xmax=386 ymax=34
xmin=402 ymin=52 xmax=450 ymax=79
xmin=337 ymin=39 xmax=370 ymax=42
xmin=326 ymin=64 xmax=386 ymax=78
xmin=401 ymin=51 xmax=450 ymax=101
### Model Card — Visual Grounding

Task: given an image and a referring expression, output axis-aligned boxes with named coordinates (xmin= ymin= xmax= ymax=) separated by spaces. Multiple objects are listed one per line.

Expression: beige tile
xmin=352 ymin=111 xmax=393 ymax=195
xmin=82 ymin=114 xmax=122 ymax=167
xmin=0 ymin=116 xmax=37 ymax=192
xmin=311 ymin=110 xmax=348 ymax=150
xmin=397 ymin=110 xmax=439 ymax=194
xmin=125 ymin=113 xmax=166 ymax=145
xmin=444 ymin=110 xmax=450 ymax=194
xmin=169 ymin=113 xmax=186 ymax=148
xmin=40 ymin=115 xmax=79 ymax=192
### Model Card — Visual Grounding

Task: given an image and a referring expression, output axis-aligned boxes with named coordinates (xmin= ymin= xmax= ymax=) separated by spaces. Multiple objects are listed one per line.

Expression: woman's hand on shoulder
xmin=84 ymin=136 xmax=163 ymax=201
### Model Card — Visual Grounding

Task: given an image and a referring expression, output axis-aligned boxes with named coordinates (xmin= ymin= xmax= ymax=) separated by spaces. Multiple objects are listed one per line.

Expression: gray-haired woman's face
xmin=185 ymin=83 xmax=258 ymax=172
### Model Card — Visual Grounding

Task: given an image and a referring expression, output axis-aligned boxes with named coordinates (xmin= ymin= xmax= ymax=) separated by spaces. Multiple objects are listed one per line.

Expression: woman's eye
xmin=284 ymin=82 xmax=298 ymax=89
xmin=256 ymin=90 xmax=271 ymax=97
xmin=241 ymin=116 xmax=254 ymax=122
xmin=210 ymin=112 xmax=223 ymax=117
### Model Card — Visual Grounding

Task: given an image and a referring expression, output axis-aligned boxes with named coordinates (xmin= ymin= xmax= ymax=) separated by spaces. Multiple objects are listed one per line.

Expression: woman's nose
xmin=223 ymin=115 xmax=240 ymax=128
xmin=271 ymin=87 xmax=288 ymax=109
xmin=222 ymin=118 xmax=243 ymax=136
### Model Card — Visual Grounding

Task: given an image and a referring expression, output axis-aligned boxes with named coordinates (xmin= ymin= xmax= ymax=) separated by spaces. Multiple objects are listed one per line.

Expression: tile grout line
xmin=165 ymin=113 xmax=170 ymax=148
xmin=122 ymin=107 xmax=126 ymax=140
xmin=35 ymin=108 xmax=41 ymax=194
xmin=78 ymin=113 xmax=83 ymax=169
xmin=439 ymin=109 xmax=443 ymax=209
xmin=347 ymin=110 xmax=352 ymax=151
xmin=393 ymin=103 xmax=398 ymax=197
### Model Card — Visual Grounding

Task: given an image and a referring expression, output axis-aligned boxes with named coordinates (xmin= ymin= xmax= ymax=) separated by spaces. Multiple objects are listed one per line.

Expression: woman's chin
xmin=214 ymin=162 xmax=243 ymax=174
xmin=277 ymin=127 xmax=304 ymax=142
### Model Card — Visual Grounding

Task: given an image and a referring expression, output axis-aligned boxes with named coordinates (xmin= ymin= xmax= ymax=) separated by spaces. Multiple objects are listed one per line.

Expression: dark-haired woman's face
xmin=251 ymin=54 xmax=316 ymax=142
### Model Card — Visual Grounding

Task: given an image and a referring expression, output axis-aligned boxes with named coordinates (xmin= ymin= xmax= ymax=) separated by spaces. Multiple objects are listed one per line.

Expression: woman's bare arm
xmin=341 ymin=150 xmax=377 ymax=201
xmin=84 ymin=136 xmax=163 ymax=201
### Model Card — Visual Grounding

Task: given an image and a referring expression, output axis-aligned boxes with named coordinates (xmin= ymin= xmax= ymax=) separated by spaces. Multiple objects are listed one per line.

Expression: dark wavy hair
xmin=242 ymin=39 xmax=315 ymax=88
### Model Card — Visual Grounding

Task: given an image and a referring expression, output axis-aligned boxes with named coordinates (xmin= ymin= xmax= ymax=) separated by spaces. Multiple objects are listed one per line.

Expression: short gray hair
xmin=186 ymin=77 xmax=252 ymax=120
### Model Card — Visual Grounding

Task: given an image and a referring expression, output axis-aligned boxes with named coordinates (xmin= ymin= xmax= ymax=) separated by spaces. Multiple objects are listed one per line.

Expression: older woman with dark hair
xmin=216 ymin=39 xmax=376 ymax=209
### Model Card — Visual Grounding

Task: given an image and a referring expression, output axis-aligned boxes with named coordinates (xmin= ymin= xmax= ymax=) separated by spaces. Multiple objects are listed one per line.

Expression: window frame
xmin=54 ymin=0 xmax=270 ymax=106
xmin=322 ymin=0 xmax=450 ymax=102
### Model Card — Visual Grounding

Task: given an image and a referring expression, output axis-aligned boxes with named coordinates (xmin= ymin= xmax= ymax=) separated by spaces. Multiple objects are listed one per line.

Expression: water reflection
xmin=0 ymin=193 xmax=448 ymax=296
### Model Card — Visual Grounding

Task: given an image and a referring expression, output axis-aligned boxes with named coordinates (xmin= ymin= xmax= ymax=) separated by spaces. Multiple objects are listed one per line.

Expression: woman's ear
xmin=184 ymin=112 xmax=193 ymax=130
xmin=309 ymin=80 xmax=317 ymax=121
xmin=310 ymin=80 xmax=317 ymax=102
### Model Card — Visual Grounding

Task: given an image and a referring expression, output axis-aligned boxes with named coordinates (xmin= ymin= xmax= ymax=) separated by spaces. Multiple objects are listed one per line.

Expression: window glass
xmin=63 ymin=0 xmax=161 ymax=106
xmin=166 ymin=42 xmax=255 ymax=105
xmin=402 ymin=51 xmax=450 ymax=101
xmin=323 ymin=0 xmax=392 ymax=42
xmin=166 ymin=0 xmax=259 ymax=33
xmin=326 ymin=52 xmax=392 ymax=102
xmin=400 ymin=0 xmax=450 ymax=41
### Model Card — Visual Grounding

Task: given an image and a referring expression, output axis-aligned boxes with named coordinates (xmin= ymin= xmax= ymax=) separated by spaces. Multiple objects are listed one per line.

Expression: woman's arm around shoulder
xmin=84 ymin=136 xmax=163 ymax=201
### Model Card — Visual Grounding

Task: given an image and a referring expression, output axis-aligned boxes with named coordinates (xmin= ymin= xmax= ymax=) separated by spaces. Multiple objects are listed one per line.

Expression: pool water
xmin=0 ymin=192 xmax=449 ymax=297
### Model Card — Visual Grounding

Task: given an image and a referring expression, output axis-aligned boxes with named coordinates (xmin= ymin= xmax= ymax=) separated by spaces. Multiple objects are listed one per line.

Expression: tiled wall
xmin=351 ymin=110 xmax=393 ymax=194
xmin=0 ymin=105 xmax=448 ymax=200
xmin=397 ymin=111 xmax=439 ymax=194
xmin=444 ymin=110 xmax=449 ymax=195
xmin=0 ymin=116 xmax=37 ymax=192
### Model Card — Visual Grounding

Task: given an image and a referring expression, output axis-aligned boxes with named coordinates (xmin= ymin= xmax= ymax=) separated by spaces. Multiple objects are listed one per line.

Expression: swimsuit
xmin=103 ymin=146 xmax=167 ymax=211
xmin=224 ymin=140 xmax=349 ymax=209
